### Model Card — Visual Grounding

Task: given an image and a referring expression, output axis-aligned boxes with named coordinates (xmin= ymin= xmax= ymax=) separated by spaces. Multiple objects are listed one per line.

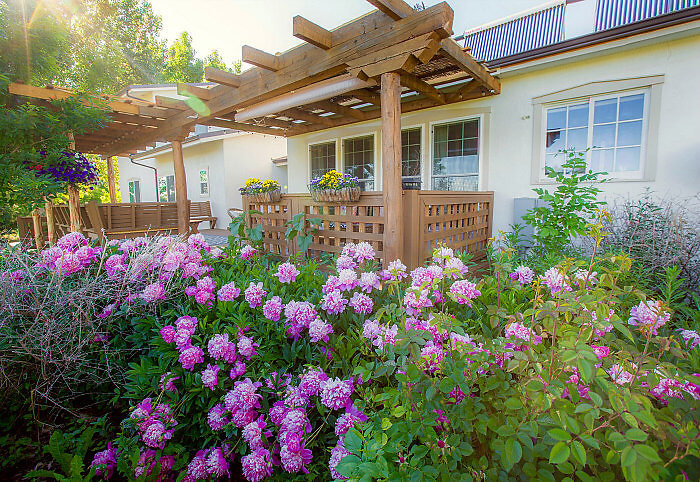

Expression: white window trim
xmin=531 ymin=75 xmax=664 ymax=184
xmin=428 ymin=114 xmax=485 ymax=191
xmin=199 ymin=168 xmax=210 ymax=198
xmin=308 ymin=139 xmax=339 ymax=185
xmin=340 ymin=132 xmax=378 ymax=192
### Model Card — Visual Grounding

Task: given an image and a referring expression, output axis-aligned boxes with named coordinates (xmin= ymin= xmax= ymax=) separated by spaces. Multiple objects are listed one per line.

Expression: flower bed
xmin=2 ymin=231 xmax=699 ymax=481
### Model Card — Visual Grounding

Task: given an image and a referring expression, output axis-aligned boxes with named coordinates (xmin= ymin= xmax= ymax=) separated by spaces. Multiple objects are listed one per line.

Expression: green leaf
xmin=571 ymin=441 xmax=586 ymax=466
xmin=548 ymin=428 xmax=572 ymax=442
xmin=344 ymin=429 xmax=363 ymax=454
xmin=549 ymin=442 xmax=570 ymax=465
xmin=635 ymin=444 xmax=661 ymax=463
xmin=577 ymin=358 xmax=594 ymax=383
xmin=588 ymin=392 xmax=603 ymax=407
xmin=335 ymin=454 xmax=361 ymax=478
xmin=502 ymin=438 xmax=522 ymax=472
xmin=621 ymin=446 xmax=637 ymax=467
xmin=625 ymin=428 xmax=648 ymax=442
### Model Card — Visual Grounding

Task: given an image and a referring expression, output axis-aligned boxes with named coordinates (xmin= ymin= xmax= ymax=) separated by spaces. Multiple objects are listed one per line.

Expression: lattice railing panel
xmin=243 ymin=196 xmax=293 ymax=256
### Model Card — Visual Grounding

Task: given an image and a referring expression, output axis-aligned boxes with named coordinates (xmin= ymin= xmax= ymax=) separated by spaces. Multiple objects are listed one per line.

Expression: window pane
xmin=343 ymin=135 xmax=374 ymax=191
xmin=546 ymin=107 xmax=566 ymax=130
xmin=310 ymin=141 xmax=336 ymax=179
xmin=617 ymin=120 xmax=642 ymax=146
xmin=401 ymin=128 xmax=421 ymax=182
xmin=567 ymin=127 xmax=588 ymax=152
xmin=433 ymin=175 xmax=478 ymax=191
xmin=619 ymin=94 xmax=644 ymax=121
xmin=432 ymin=119 xmax=479 ymax=191
xmin=546 ymin=130 xmax=564 ymax=153
xmin=134 ymin=181 xmax=141 ymax=203
xmin=591 ymin=149 xmax=614 ymax=172
xmin=592 ymin=124 xmax=616 ymax=148
xmin=567 ymin=103 xmax=589 ymax=128
xmin=545 ymin=153 xmax=565 ymax=172
xmin=594 ymin=98 xmax=617 ymax=124
xmin=615 ymin=147 xmax=641 ymax=172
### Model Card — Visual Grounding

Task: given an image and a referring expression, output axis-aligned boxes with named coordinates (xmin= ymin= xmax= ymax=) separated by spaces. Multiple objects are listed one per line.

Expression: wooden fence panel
xmin=242 ymin=196 xmax=294 ymax=257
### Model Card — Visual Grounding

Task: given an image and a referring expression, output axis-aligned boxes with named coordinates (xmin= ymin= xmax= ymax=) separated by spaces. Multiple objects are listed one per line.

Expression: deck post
xmin=31 ymin=208 xmax=44 ymax=251
xmin=170 ymin=134 xmax=189 ymax=235
xmin=380 ymin=72 xmax=403 ymax=264
xmin=106 ymin=156 xmax=117 ymax=203
xmin=45 ymin=199 xmax=56 ymax=246
xmin=66 ymin=132 xmax=83 ymax=233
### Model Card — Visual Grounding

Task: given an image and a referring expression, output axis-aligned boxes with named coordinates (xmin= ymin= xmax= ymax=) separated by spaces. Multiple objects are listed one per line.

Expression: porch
xmin=243 ymin=190 xmax=493 ymax=269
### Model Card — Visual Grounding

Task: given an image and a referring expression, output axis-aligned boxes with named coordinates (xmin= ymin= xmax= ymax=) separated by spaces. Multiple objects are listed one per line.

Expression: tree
xmin=163 ymin=31 xmax=203 ymax=83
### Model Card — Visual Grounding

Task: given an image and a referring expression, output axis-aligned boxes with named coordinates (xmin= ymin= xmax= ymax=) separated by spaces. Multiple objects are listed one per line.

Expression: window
xmin=199 ymin=169 xmax=209 ymax=196
xmin=159 ymin=175 xmax=175 ymax=202
xmin=401 ymin=128 xmax=422 ymax=186
xmin=128 ymin=180 xmax=141 ymax=203
xmin=432 ymin=119 xmax=479 ymax=190
xmin=309 ymin=141 xmax=336 ymax=180
xmin=343 ymin=135 xmax=375 ymax=191
xmin=544 ymin=91 xmax=647 ymax=176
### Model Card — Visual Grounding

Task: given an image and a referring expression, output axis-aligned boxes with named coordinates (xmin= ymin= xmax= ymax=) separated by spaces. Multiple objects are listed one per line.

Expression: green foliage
xmin=285 ymin=212 xmax=322 ymax=254
xmin=26 ymin=429 xmax=96 ymax=481
xmin=163 ymin=32 xmax=203 ymax=83
xmin=0 ymin=75 xmax=109 ymax=212
xmin=523 ymin=150 xmax=607 ymax=253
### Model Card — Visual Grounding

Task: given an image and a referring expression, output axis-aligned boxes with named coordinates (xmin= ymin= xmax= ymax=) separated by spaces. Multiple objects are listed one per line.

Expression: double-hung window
xmin=544 ymin=90 xmax=647 ymax=177
xmin=401 ymin=128 xmax=422 ymax=187
xmin=343 ymin=135 xmax=375 ymax=191
xmin=128 ymin=180 xmax=141 ymax=203
xmin=432 ymin=119 xmax=480 ymax=190
xmin=309 ymin=141 xmax=336 ymax=180
xmin=159 ymin=175 xmax=175 ymax=202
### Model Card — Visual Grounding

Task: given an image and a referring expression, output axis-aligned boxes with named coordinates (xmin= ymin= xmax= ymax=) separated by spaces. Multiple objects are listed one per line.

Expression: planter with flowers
xmin=309 ymin=170 xmax=360 ymax=202
xmin=239 ymin=178 xmax=281 ymax=203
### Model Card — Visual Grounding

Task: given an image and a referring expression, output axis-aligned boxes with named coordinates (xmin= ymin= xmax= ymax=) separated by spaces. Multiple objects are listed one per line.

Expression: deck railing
xmin=242 ymin=190 xmax=493 ymax=268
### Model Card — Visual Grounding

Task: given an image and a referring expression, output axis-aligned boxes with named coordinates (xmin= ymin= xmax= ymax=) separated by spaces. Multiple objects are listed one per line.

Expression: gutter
xmin=486 ymin=6 xmax=700 ymax=69
xmin=129 ymin=155 xmax=159 ymax=200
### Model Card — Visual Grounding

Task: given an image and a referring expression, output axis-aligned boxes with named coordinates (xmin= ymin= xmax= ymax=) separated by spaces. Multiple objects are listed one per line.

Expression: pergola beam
xmin=439 ymin=38 xmax=501 ymax=93
xmin=242 ymin=45 xmax=280 ymax=71
xmin=367 ymin=0 xmax=414 ymax=20
xmin=293 ymin=15 xmax=332 ymax=49
xmin=177 ymin=83 xmax=214 ymax=101
xmin=280 ymin=108 xmax=337 ymax=127
xmin=400 ymin=72 xmax=445 ymax=104
xmin=204 ymin=67 xmax=241 ymax=88
xmin=206 ymin=118 xmax=289 ymax=136
xmin=308 ymin=100 xmax=368 ymax=120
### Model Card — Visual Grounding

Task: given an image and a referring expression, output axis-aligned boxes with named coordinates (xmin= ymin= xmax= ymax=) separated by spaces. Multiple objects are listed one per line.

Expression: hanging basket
xmin=310 ymin=186 xmax=361 ymax=203
xmin=246 ymin=188 xmax=281 ymax=203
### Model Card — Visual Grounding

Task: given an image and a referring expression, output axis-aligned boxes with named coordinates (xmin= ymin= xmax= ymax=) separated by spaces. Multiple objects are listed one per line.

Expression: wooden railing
xmin=243 ymin=190 xmax=493 ymax=268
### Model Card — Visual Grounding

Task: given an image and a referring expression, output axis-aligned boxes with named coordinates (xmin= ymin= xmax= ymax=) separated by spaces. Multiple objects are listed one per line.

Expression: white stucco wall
xmin=117 ymin=132 xmax=287 ymax=228
xmin=286 ymin=21 xmax=700 ymax=234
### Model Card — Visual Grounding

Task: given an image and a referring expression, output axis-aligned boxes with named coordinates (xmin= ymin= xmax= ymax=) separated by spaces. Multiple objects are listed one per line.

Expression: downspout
xmin=129 ymin=154 xmax=159 ymax=201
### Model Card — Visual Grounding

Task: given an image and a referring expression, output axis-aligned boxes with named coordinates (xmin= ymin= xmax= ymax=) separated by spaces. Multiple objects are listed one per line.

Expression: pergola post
xmin=170 ymin=135 xmax=189 ymax=236
xmin=31 ymin=208 xmax=44 ymax=251
xmin=381 ymin=72 xmax=403 ymax=264
xmin=45 ymin=199 xmax=56 ymax=246
xmin=66 ymin=132 xmax=82 ymax=233
xmin=106 ymin=156 xmax=117 ymax=203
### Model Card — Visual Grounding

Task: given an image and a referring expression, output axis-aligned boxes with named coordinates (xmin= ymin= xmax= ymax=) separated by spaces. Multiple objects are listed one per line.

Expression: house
xmin=282 ymin=0 xmax=700 ymax=234
xmin=115 ymin=84 xmax=287 ymax=227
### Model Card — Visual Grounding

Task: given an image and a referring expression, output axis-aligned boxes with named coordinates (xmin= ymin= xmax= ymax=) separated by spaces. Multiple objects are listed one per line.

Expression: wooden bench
xmin=189 ymin=201 xmax=217 ymax=233
xmin=84 ymin=201 xmax=182 ymax=244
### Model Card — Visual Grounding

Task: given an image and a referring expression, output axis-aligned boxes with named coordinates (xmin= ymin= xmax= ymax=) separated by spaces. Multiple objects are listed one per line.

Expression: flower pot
xmin=247 ymin=188 xmax=281 ymax=203
xmin=310 ymin=186 xmax=360 ymax=203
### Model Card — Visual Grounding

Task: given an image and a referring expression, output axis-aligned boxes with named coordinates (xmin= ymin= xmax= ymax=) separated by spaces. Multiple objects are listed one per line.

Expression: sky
xmin=149 ymin=0 xmax=547 ymax=70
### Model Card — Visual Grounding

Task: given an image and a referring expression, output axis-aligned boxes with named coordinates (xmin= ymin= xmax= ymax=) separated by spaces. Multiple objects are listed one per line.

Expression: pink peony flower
xmin=299 ymin=367 xmax=328 ymax=398
xmin=275 ymin=262 xmax=300 ymax=283
xmin=678 ymin=329 xmax=700 ymax=349
xmin=337 ymin=269 xmax=358 ymax=291
xmin=225 ymin=378 xmax=262 ymax=411
xmin=201 ymin=363 xmax=221 ymax=390
xmin=353 ymin=241 xmax=375 ymax=262
xmin=628 ymin=300 xmax=670 ymax=336
xmin=230 ymin=360 xmax=247 ymax=379
xmin=349 ymin=292 xmax=374 ymax=315
xmin=321 ymin=290 xmax=348 ymax=315
xmin=308 ymin=318 xmax=334 ymax=343
xmin=336 ymin=255 xmax=357 ymax=271
xmin=449 ymin=280 xmax=481 ymax=306
xmin=591 ymin=344 xmax=610 ymax=360
xmin=179 ymin=345 xmax=204 ymax=371
xmin=263 ymin=296 xmax=284 ymax=322
xmin=420 ymin=343 xmax=445 ymax=374
xmin=319 ymin=377 xmax=354 ymax=410
xmin=244 ymin=282 xmax=267 ymax=308
xmin=362 ymin=319 xmax=381 ymax=340
xmin=205 ymin=447 xmax=229 ymax=478
xmin=160 ymin=325 xmax=176 ymax=344
xmin=90 ymin=443 xmax=117 ymax=479
xmin=237 ymin=336 xmax=258 ymax=360
xmin=184 ymin=276 xmax=216 ymax=306
xmin=329 ymin=439 xmax=350 ymax=480
xmin=160 ymin=372 xmax=180 ymax=392
xmin=185 ymin=450 xmax=209 ymax=480
xmin=541 ymin=268 xmax=572 ymax=297
xmin=240 ymin=245 xmax=258 ymax=261
xmin=241 ymin=448 xmax=273 ymax=482
xmin=505 ymin=322 xmax=543 ymax=346
xmin=217 ymin=281 xmax=241 ymax=301
xmin=207 ymin=403 xmax=229 ymax=431
xmin=140 ymin=282 xmax=166 ymax=303
xmin=510 ymin=265 xmax=534 ymax=286
xmin=358 ymin=271 xmax=380 ymax=293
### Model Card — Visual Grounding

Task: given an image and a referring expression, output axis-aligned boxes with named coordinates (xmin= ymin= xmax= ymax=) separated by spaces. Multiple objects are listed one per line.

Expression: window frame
xmin=308 ymin=139 xmax=338 ymax=183
xmin=128 ymin=179 xmax=141 ymax=203
xmin=401 ymin=125 xmax=423 ymax=186
xmin=340 ymin=133 xmax=377 ymax=191
xmin=159 ymin=174 xmax=176 ymax=202
xmin=428 ymin=115 xmax=483 ymax=191
xmin=199 ymin=168 xmax=210 ymax=197
xmin=540 ymin=88 xmax=650 ymax=180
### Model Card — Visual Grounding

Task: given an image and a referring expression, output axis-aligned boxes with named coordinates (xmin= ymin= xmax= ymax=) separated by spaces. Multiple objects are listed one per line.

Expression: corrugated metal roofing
xmin=462 ymin=0 xmax=700 ymax=62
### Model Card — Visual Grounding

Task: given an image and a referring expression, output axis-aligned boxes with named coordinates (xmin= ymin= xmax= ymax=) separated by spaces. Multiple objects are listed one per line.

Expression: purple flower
xmin=449 ymin=280 xmax=481 ymax=306
xmin=140 ymin=282 xmax=166 ymax=303
xmin=320 ymin=377 xmax=354 ymax=410
xmin=245 ymin=282 xmax=267 ymax=308
xmin=217 ymin=281 xmax=241 ymax=301
xmin=275 ymin=262 xmax=300 ymax=283
xmin=241 ymin=448 xmax=273 ymax=482
xmin=90 ymin=443 xmax=117 ymax=479
xmin=238 ymin=336 xmax=258 ymax=360
xmin=179 ymin=345 xmax=204 ymax=371
xmin=321 ymin=290 xmax=348 ymax=315
xmin=308 ymin=318 xmax=334 ymax=343
xmin=207 ymin=403 xmax=229 ymax=431
xmin=349 ymin=292 xmax=374 ymax=315
xmin=201 ymin=363 xmax=221 ymax=390
xmin=263 ymin=296 xmax=284 ymax=322
xmin=510 ymin=265 xmax=534 ymax=286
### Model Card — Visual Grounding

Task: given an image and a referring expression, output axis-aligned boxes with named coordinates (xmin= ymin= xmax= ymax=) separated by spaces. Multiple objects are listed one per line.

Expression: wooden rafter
xmin=242 ymin=45 xmax=280 ymax=71
xmin=177 ymin=83 xmax=214 ymax=101
xmin=293 ymin=16 xmax=332 ymax=49
xmin=280 ymin=108 xmax=337 ymax=127
xmin=367 ymin=0 xmax=414 ymax=20
xmin=308 ymin=100 xmax=368 ymax=120
xmin=400 ymin=72 xmax=445 ymax=104
xmin=204 ymin=67 xmax=241 ymax=87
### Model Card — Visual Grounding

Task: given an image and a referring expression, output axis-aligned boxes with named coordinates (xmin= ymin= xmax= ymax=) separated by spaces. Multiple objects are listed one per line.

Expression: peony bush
xmin=3 ymin=224 xmax=699 ymax=481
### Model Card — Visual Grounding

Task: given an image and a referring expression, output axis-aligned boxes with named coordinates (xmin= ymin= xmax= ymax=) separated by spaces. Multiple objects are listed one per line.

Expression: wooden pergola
xmin=11 ymin=0 xmax=500 ymax=261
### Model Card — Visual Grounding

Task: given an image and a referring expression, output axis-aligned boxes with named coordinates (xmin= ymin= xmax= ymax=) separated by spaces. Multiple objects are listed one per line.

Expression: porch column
xmin=106 ymin=156 xmax=117 ymax=203
xmin=45 ymin=199 xmax=56 ymax=246
xmin=66 ymin=132 xmax=83 ymax=233
xmin=381 ymin=72 xmax=403 ymax=263
xmin=171 ymin=136 xmax=189 ymax=235
xmin=31 ymin=208 xmax=44 ymax=251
